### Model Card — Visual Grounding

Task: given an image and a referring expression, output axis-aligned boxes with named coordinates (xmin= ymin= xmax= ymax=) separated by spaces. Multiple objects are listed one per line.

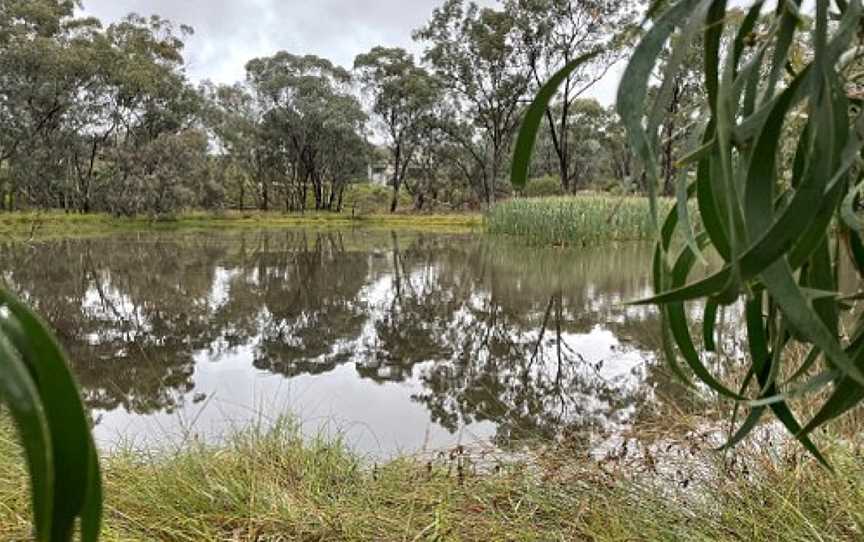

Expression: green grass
xmin=487 ymin=194 xmax=673 ymax=245
xmin=0 ymin=210 xmax=483 ymax=239
xmin=0 ymin=183 xmax=481 ymax=239
xmin=2 ymin=418 xmax=864 ymax=541
xmin=0 ymin=183 xmax=409 ymax=234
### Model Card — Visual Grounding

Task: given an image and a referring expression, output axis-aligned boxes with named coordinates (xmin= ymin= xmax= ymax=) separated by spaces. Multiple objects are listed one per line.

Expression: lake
xmin=0 ymin=228 xmax=693 ymax=457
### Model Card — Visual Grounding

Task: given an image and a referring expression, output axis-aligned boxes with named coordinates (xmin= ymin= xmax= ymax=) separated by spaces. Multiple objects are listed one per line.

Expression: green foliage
xmin=0 ymin=5 xmax=204 ymax=216
xmin=526 ymin=100 xmax=630 ymax=191
xmin=105 ymin=130 xmax=210 ymax=217
xmin=354 ymin=47 xmax=440 ymax=212
xmin=511 ymin=50 xmax=600 ymax=190
xmin=415 ymin=0 xmax=531 ymax=205
xmin=521 ymin=175 xmax=565 ymax=197
xmin=621 ymin=0 xmax=864 ymax=461
xmin=0 ymin=290 xmax=101 ymax=541
xmin=0 ymin=0 xmax=642 ymax=216
xmin=244 ymin=52 xmax=369 ymax=212
xmin=508 ymin=0 xmax=639 ymax=192
xmin=487 ymin=195 xmax=667 ymax=245
xmin=341 ymin=183 xmax=413 ymax=215
xmin=513 ymin=0 xmax=864 ymax=462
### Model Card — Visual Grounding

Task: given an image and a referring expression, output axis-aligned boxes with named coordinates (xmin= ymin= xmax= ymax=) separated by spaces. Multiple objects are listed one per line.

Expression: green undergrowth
xmin=2 ymin=418 xmax=864 ymax=541
xmin=487 ymin=194 xmax=675 ymax=245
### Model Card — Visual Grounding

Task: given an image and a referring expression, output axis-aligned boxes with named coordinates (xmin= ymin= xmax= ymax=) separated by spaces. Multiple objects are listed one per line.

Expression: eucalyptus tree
xmin=601 ymin=106 xmax=634 ymax=187
xmin=406 ymin=128 xmax=463 ymax=209
xmin=64 ymin=14 xmax=199 ymax=214
xmin=414 ymin=0 xmax=530 ymax=206
xmin=354 ymin=47 xmax=440 ymax=212
xmin=647 ymin=31 xmax=716 ymax=196
xmin=104 ymin=129 xmax=210 ymax=217
xmin=199 ymin=82 xmax=267 ymax=209
xmin=245 ymin=53 xmax=366 ymax=211
xmin=316 ymin=104 xmax=370 ymax=211
xmin=62 ymin=29 xmax=121 ymax=213
xmin=529 ymin=98 xmax=616 ymax=189
xmin=95 ymin=15 xmax=204 ymax=216
xmin=422 ymin=114 xmax=493 ymax=205
xmin=507 ymin=0 xmax=639 ymax=192
xmin=0 ymin=0 xmax=104 ymax=210
xmin=0 ymin=4 xmax=204 ymax=215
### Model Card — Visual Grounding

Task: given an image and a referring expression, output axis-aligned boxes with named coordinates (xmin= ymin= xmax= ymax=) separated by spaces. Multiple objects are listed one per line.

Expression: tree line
xmin=0 ymin=0 xmax=653 ymax=216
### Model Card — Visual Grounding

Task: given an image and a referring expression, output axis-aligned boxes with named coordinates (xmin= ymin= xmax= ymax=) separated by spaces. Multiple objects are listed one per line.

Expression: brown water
xmin=0 ymin=229 xmax=684 ymax=457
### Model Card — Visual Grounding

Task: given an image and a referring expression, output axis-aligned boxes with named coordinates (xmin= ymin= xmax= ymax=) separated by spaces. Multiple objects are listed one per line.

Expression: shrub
xmin=521 ymin=175 xmax=564 ymax=198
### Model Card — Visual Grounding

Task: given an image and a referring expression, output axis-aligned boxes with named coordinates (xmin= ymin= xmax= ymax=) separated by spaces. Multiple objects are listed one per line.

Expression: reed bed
xmin=487 ymin=194 xmax=674 ymax=245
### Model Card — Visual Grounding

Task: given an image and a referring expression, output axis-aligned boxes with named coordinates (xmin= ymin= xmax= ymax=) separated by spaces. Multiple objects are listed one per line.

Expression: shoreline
xmin=0 ymin=195 xmax=666 ymax=246
xmin=0 ymin=210 xmax=486 ymax=240
xmin=1 ymin=417 xmax=861 ymax=541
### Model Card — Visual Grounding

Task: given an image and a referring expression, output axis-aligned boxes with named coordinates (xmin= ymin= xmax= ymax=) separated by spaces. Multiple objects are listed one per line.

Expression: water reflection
xmin=0 ymin=230 xmax=668 ymax=455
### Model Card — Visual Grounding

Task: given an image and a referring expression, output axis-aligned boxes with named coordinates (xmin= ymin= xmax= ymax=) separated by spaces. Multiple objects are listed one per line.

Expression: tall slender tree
xmin=415 ymin=0 xmax=530 ymax=206
xmin=508 ymin=0 xmax=639 ymax=192
xmin=355 ymin=47 xmax=440 ymax=213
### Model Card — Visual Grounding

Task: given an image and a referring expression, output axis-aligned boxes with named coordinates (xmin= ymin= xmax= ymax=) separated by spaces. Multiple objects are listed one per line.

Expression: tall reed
xmin=487 ymin=195 xmax=673 ymax=245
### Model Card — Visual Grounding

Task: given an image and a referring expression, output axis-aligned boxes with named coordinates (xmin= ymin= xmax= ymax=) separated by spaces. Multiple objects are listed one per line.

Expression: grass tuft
xmin=3 ymin=418 xmax=864 ymax=541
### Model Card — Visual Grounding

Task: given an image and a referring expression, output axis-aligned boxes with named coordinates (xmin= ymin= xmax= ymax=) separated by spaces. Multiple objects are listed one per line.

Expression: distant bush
xmin=341 ymin=183 xmax=413 ymax=215
xmin=601 ymin=178 xmax=636 ymax=195
xmin=521 ymin=175 xmax=564 ymax=198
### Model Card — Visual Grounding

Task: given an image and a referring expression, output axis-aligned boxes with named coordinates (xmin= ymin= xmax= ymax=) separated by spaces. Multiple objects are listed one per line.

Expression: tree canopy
xmin=0 ymin=0 xmax=638 ymax=216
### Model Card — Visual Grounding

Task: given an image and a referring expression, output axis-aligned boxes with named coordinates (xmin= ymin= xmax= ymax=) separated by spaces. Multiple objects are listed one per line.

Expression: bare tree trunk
xmin=313 ymin=170 xmax=324 ymax=210
xmin=336 ymin=185 xmax=345 ymax=212
xmin=390 ymin=143 xmax=402 ymax=214
xmin=328 ymin=181 xmax=339 ymax=211
xmin=239 ymin=178 xmax=245 ymax=210
xmin=0 ymin=158 xmax=6 ymax=213
xmin=489 ymin=143 xmax=501 ymax=208
xmin=542 ymin=75 xmax=572 ymax=192
xmin=661 ymin=81 xmax=682 ymax=196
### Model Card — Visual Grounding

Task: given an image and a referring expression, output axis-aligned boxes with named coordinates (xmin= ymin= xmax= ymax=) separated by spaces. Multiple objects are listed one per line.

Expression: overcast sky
xmin=78 ymin=0 xmax=623 ymax=105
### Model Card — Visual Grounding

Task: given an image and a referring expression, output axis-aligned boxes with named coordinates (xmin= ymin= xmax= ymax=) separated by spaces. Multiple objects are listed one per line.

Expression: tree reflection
xmin=0 ymin=236 xmax=222 ymax=413
xmin=0 ymin=231 xmax=665 ymax=446
xmin=247 ymin=231 xmax=370 ymax=376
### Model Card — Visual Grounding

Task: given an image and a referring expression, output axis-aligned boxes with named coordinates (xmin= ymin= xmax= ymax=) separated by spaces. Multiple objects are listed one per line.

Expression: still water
xmin=1 ymin=229 xmax=680 ymax=457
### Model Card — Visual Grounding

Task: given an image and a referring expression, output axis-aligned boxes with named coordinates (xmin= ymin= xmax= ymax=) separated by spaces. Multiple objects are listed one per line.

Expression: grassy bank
xmin=0 ymin=195 xmax=676 ymax=245
xmin=487 ymin=195 xmax=673 ymax=245
xmin=1 ymin=419 xmax=863 ymax=541
xmin=0 ymin=210 xmax=483 ymax=239
xmin=0 ymin=183 xmax=485 ymax=239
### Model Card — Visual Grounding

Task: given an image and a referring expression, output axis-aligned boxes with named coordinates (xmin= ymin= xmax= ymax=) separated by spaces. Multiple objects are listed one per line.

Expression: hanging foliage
xmin=513 ymin=0 xmax=864 ymax=464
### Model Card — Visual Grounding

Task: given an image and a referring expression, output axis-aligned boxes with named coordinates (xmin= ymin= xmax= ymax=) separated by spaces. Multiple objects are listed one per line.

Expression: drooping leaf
xmin=0 ymin=289 xmax=102 ymax=541
xmin=511 ymin=50 xmax=600 ymax=189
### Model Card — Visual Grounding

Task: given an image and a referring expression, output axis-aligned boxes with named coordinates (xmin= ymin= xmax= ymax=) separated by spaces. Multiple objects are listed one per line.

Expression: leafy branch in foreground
xmin=0 ymin=289 xmax=102 ymax=541
xmin=514 ymin=0 xmax=864 ymax=463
